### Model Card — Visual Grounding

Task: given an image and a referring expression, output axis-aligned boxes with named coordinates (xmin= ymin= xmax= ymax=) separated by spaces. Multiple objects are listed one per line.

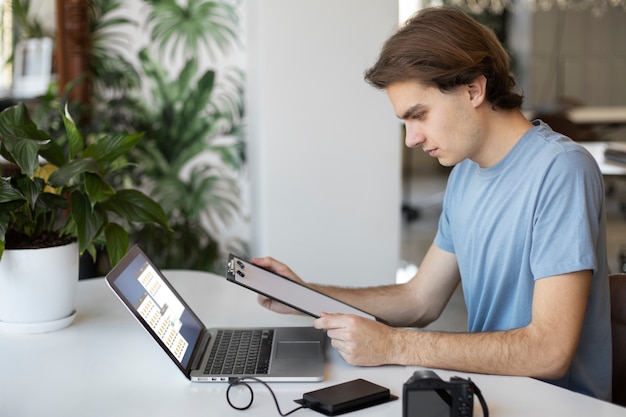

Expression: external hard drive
xmin=296 ymin=378 xmax=397 ymax=415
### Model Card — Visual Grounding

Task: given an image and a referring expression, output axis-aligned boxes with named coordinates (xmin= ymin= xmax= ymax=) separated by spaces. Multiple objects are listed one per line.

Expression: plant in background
xmin=116 ymin=0 xmax=247 ymax=272
xmin=127 ymin=47 xmax=246 ymax=271
xmin=3 ymin=0 xmax=54 ymax=88
xmin=143 ymin=0 xmax=239 ymax=60
xmin=1 ymin=0 xmax=55 ymax=110
xmin=88 ymin=0 xmax=140 ymax=93
xmin=0 ymin=103 xmax=170 ymax=266
xmin=10 ymin=0 xmax=54 ymax=40
xmin=87 ymin=0 xmax=143 ymax=134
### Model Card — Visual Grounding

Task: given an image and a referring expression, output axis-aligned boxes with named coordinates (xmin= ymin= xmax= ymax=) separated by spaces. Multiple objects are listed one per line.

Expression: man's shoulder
xmin=526 ymin=122 xmax=596 ymax=165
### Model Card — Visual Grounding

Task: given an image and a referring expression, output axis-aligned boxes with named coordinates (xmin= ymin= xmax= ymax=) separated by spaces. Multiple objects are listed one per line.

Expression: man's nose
xmin=404 ymin=124 xmax=425 ymax=148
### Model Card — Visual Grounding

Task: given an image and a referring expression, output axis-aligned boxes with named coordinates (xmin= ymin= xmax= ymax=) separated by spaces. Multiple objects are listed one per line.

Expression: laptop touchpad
xmin=276 ymin=341 xmax=320 ymax=359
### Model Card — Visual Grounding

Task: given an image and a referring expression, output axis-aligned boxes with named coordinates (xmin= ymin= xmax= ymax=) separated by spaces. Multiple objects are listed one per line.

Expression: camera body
xmin=403 ymin=370 xmax=474 ymax=417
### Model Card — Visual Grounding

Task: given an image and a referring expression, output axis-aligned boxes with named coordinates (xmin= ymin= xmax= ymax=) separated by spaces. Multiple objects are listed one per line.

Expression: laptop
xmin=105 ymin=245 xmax=326 ymax=382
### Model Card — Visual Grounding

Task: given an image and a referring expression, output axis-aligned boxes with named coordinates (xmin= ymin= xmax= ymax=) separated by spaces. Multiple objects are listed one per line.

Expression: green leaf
xmin=138 ymin=48 xmax=174 ymax=104
xmin=0 ymin=103 xmax=51 ymax=176
xmin=0 ymin=177 xmax=27 ymax=205
xmin=85 ymin=172 xmax=115 ymax=203
xmin=11 ymin=174 xmax=41 ymax=209
xmin=0 ymin=136 xmax=45 ymax=177
xmin=0 ymin=103 xmax=50 ymax=141
xmin=35 ymin=192 xmax=69 ymax=214
xmin=83 ymin=132 xmax=143 ymax=165
xmin=38 ymin=140 xmax=67 ymax=167
xmin=100 ymin=189 xmax=170 ymax=229
xmin=47 ymin=158 xmax=103 ymax=187
xmin=0 ymin=199 xmax=27 ymax=214
xmin=61 ymin=106 xmax=84 ymax=159
xmin=176 ymin=69 xmax=215 ymax=135
xmin=103 ymin=222 xmax=129 ymax=266
xmin=174 ymin=57 xmax=199 ymax=97
xmin=69 ymin=191 xmax=102 ymax=253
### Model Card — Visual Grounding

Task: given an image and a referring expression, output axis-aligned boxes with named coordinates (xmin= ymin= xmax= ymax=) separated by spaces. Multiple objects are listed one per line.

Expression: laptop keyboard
xmin=205 ymin=329 xmax=274 ymax=375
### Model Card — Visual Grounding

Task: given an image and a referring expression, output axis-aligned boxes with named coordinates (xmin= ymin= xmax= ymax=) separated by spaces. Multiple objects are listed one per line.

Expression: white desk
xmin=1 ymin=271 xmax=624 ymax=417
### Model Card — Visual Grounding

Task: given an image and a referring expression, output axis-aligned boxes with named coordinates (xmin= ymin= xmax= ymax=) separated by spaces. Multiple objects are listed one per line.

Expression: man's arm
xmin=253 ymin=244 xmax=461 ymax=327
xmin=317 ymin=269 xmax=592 ymax=380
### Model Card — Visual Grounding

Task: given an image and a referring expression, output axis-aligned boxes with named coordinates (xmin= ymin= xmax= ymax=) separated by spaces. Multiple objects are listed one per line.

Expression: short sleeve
xmin=530 ymin=149 xmax=604 ymax=279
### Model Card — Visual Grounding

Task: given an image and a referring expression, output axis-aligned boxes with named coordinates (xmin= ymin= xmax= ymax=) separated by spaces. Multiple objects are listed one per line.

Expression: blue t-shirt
xmin=434 ymin=121 xmax=612 ymax=400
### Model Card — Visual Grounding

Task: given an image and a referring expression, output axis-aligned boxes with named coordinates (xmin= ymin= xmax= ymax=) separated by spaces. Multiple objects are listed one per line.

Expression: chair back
xmin=610 ymin=273 xmax=626 ymax=406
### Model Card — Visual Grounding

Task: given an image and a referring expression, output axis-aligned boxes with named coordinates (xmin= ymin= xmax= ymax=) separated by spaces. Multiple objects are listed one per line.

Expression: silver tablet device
xmin=226 ymin=254 xmax=384 ymax=323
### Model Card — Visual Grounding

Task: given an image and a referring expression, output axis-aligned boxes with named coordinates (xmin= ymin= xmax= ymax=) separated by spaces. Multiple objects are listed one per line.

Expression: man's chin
xmin=437 ymin=157 xmax=456 ymax=167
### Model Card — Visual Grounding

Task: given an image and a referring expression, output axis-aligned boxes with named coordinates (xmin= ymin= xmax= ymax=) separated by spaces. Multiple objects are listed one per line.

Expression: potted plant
xmin=0 ymin=102 xmax=169 ymax=333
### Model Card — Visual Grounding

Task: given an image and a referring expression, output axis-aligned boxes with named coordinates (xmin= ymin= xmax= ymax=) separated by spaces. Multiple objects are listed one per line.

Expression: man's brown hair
xmin=364 ymin=7 xmax=523 ymax=110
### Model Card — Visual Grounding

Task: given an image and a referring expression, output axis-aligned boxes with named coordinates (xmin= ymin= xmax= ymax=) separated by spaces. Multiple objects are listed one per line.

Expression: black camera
xmin=403 ymin=370 xmax=476 ymax=417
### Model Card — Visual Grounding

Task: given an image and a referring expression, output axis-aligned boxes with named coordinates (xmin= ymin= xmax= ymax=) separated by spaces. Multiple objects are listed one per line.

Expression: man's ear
xmin=467 ymin=75 xmax=487 ymax=108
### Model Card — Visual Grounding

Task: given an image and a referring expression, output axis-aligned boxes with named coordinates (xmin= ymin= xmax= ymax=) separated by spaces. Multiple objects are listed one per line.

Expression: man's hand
xmin=252 ymin=256 xmax=306 ymax=315
xmin=313 ymin=312 xmax=397 ymax=366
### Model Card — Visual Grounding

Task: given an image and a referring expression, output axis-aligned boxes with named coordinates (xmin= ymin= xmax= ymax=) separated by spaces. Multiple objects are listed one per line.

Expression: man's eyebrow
xmin=398 ymin=104 xmax=426 ymax=120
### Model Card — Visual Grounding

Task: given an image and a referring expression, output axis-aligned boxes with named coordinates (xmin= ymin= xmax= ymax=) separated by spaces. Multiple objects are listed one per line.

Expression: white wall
xmin=245 ymin=1 xmax=401 ymax=286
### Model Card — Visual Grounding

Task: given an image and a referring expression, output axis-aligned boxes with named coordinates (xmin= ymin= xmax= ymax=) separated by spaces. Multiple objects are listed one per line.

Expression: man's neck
xmin=474 ymin=108 xmax=533 ymax=168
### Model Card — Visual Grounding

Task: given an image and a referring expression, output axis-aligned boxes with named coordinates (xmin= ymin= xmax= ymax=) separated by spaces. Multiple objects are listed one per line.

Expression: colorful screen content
xmin=112 ymin=253 xmax=203 ymax=368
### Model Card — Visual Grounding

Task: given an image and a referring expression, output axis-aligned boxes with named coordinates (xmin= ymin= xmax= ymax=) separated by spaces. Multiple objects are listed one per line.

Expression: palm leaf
xmin=138 ymin=48 xmax=177 ymax=105
xmin=207 ymin=67 xmax=245 ymax=134
xmin=88 ymin=0 xmax=140 ymax=93
xmin=146 ymin=0 xmax=239 ymax=59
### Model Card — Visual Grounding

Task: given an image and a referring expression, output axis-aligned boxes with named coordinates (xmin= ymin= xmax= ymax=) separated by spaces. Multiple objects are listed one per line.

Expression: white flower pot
xmin=0 ymin=242 xmax=79 ymax=333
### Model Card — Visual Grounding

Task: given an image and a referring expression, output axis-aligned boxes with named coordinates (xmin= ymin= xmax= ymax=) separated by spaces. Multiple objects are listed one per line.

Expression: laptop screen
xmin=107 ymin=250 xmax=204 ymax=368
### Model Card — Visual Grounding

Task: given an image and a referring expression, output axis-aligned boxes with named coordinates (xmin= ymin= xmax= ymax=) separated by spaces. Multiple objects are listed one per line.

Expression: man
xmin=254 ymin=7 xmax=611 ymax=400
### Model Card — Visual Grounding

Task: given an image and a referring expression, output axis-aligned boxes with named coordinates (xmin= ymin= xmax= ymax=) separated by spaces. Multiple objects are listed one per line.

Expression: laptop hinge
xmin=190 ymin=330 xmax=211 ymax=371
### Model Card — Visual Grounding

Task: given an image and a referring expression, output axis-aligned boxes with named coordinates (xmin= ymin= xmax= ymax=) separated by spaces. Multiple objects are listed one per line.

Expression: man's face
xmin=385 ymin=80 xmax=482 ymax=167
